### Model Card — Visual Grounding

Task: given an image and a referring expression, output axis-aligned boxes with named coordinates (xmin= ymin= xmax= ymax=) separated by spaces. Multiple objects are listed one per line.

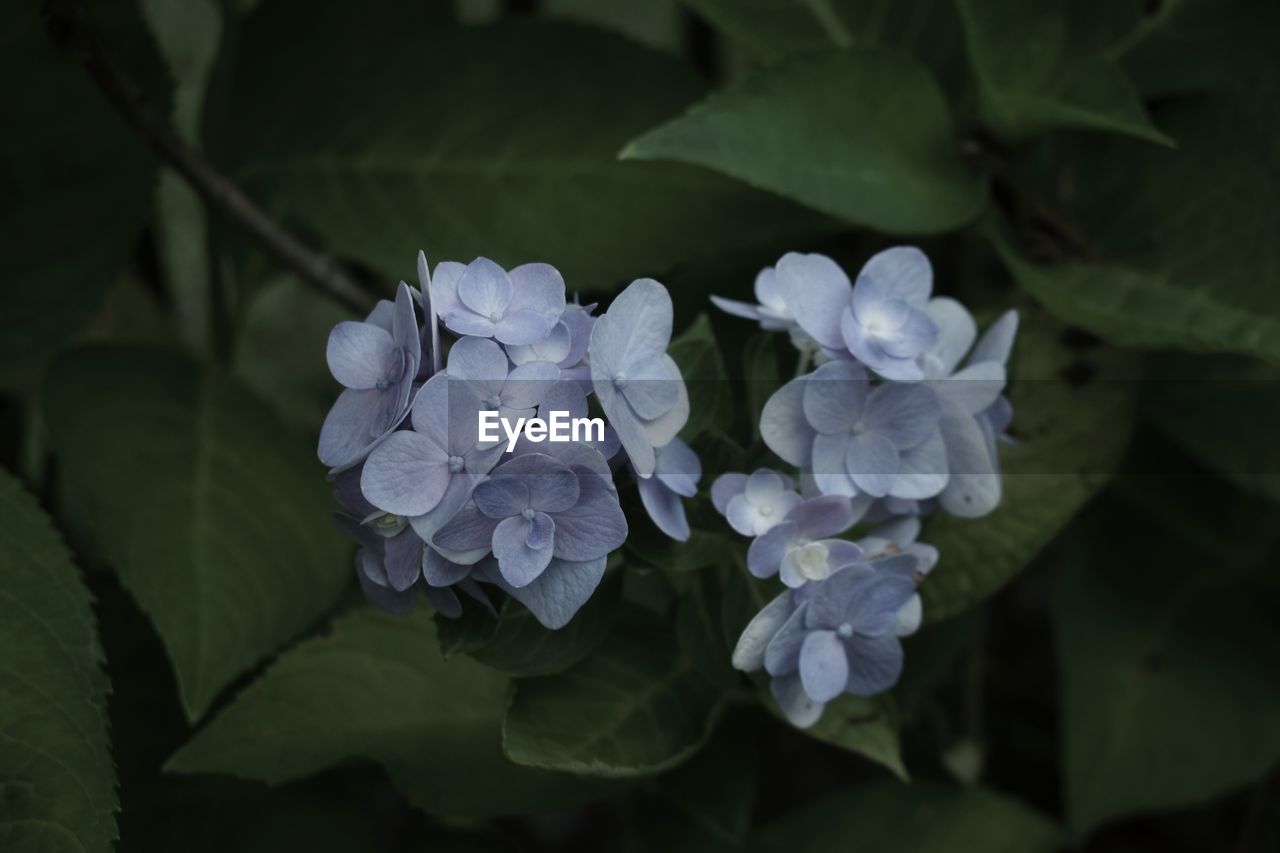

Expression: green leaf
xmin=669 ymin=314 xmax=731 ymax=441
xmin=224 ymin=11 xmax=830 ymax=287
xmin=1019 ymin=72 xmax=1280 ymax=362
xmin=233 ymin=278 xmax=357 ymax=432
xmin=168 ymin=607 xmax=603 ymax=817
xmin=784 ymin=695 xmax=907 ymax=780
xmin=955 ymin=0 xmax=1171 ymax=144
xmin=1142 ymin=354 xmax=1280 ymax=505
xmin=44 ymin=347 xmax=350 ymax=720
xmin=750 ymin=781 xmax=1060 ymax=852
xmin=503 ymin=609 xmax=723 ymax=777
xmin=623 ymin=49 xmax=987 ymax=234
xmin=921 ymin=302 xmax=1138 ymax=621
xmin=0 ymin=469 xmax=118 ymax=853
xmin=679 ymin=0 xmax=967 ymax=91
xmin=435 ymin=570 xmax=623 ymax=677
xmin=0 ymin=2 xmax=163 ymax=370
xmin=675 ymin=565 xmax=740 ymax=690
xmin=1054 ymin=506 xmax=1280 ymax=834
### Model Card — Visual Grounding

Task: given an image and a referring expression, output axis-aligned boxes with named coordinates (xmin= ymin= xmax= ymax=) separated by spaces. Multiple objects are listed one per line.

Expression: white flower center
xmin=837 ymin=622 xmax=854 ymax=639
xmin=448 ymin=455 xmax=465 ymax=473
xmin=488 ymin=311 xmax=504 ymax=323
xmin=521 ymin=508 xmax=536 ymax=521
xmin=790 ymin=541 xmax=831 ymax=581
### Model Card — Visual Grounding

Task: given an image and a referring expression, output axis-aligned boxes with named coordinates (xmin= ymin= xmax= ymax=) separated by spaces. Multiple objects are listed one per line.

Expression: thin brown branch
xmin=43 ymin=0 xmax=370 ymax=314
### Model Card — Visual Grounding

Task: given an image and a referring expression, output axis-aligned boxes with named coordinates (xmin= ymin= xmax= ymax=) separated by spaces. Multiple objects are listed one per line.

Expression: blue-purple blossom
xmin=839 ymin=248 xmax=938 ymax=380
xmin=711 ymin=267 xmax=816 ymax=352
xmin=433 ymin=452 xmax=627 ymax=588
xmin=746 ymin=495 xmax=865 ymax=586
xmin=473 ymin=553 xmax=609 ymax=630
xmin=318 ymin=282 xmax=421 ymax=469
xmin=634 ymin=438 xmax=701 ymax=541
xmin=589 ymin=279 xmax=689 ymax=478
xmin=429 ymin=257 xmax=566 ymax=345
xmin=444 ymin=336 xmax=559 ymax=436
xmin=712 ymin=469 xmax=802 ymax=537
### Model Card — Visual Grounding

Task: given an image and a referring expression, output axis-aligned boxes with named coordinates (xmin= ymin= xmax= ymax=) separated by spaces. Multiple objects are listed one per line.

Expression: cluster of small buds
xmin=318 ymin=252 xmax=699 ymax=629
xmin=712 ymin=247 xmax=1017 ymax=727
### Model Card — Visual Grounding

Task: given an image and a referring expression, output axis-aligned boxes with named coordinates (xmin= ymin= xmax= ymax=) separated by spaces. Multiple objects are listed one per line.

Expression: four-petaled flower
xmin=712 ymin=469 xmax=802 ymax=537
xmin=430 ymin=257 xmax=566 ymax=345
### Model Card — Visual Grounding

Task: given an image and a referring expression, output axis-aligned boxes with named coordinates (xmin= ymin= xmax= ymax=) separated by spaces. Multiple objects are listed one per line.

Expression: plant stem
xmin=42 ymin=0 xmax=370 ymax=314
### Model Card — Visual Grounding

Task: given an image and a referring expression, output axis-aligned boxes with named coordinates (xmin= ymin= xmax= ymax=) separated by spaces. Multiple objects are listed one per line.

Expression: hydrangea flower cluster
xmin=318 ymin=252 xmax=698 ymax=629
xmin=712 ymin=247 xmax=1017 ymax=727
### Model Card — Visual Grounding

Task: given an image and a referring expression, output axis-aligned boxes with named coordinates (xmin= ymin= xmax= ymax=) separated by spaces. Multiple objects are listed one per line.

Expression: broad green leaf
xmin=784 ymin=695 xmax=906 ymax=780
xmin=674 ymin=565 xmax=740 ymax=690
xmin=0 ymin=469 xmax=117 ymax=853
xmin=233 ymin=278 xmax=357 ymax=432
xmin=750 ymin=781 xmax=1060 ymax=853
xmin=435 ymin=569 xmax=623 ymax=677
xmin=623 ymin=49 xmax=987 ymax=234
xmin=0 ymin=2 xmax=162 ymax=369
xmin=921 ymin=303 xmax=1138 ymax=620
xmin=1142 ymin=354 xmax=1280 ymax=505
xmin=546 ymin=0 xmax=682 ymax=51
xmin=669 ymin=313 xmax=731 ymax=441
xmin=224 ymin=11 xmax=830 ymax=288
xmin=1018 ymin=69 xmax=1280 ymax=362
xmin=955 ymin=0 xmax=1171 ymax=144
xmin=168 ymin=607 xmax=603 ymax=817
xmin=503 ymin=609 xmax=723 ymax=777
xmin=679 ymin=0 xmax=967 ymax=91
xmin=1054 ymin=506 xmax=1280 ymax=834
xmin=44 ymin=347 xmax=350 ymax=719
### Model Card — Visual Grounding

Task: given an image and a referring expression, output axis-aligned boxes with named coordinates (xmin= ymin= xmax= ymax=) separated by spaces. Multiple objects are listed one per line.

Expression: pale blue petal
xmin=867 ymin=383 xmax=941 ymax=449
xmin=326 ymin=322 xmax=399 ymax=390
xmin=550 ymin=470 xmax=626 ymax=560
xmin=619 ymin=353 xmax=681 ymax=419
xmin=854 ymin=246 xmax=932 ymax=308
xmin=473 ymin=475 xmax=529 ymax=519
xmin=709 ymin=295 xmax=763 ymax=321
xmin=360 ymin=431 xmax=451 ymax=516
xmin=446 ymin=335 xmax=509 ymax=382
xmin=938 ymin=403 xmax=1002 ymax=517
xmin=493 ymin=515 xmax=553 ymax=587
xmin=434 ymin=502 xmax=499 ymax=553
xmin=934 ymin=362 xmax=1006 ymax=415
xmin=920 ymin=297 xmax=976 ymax=377
xmin=502 ymin=360 xmax=560 ymax=410
xmin=969 ymin=309 xmax=1019 ymax=366
xmin=764 ymin=603 xmax=809 ymax=676
xmin=640 ymin=377 xmax=689 ymax=449
xmin=457 ymin=257 xmax=513 ymax=317
xmin=507 ymin=262 xmax=566 ymax=335
xmin=787 ymin=494 xmax=860 ymax=538
xmin=357 ymin=551 xmax=416 ymax=614
xmin=878 ymin=307 xmax=938 ymax=358
xmin=636 ymin=474 xmax=690 ymax=541
xmin=588 ymin=278 xmax=672 ymax=376
xmin=892 ymin=428 xmax=948 ymax=500
xmin=732 ymin=591 xmax=795 ymax=672
xmin=383 ymin=528 xmax=422 ymax=592
xmin=428 ymin=261 xmax=466 ymax=319
xmin=507 ymin=321 xmax=572 ymax=365
xmin=422 ymin=545 xmax=471 ymax=587
xmin=800 ymin=630 xmax=849 ymax=702
xmin=711 ymin=472 xmax=747 ymax=515
xmin=496 ymin=310 xmax=554 ymax=346
xmin=761 ymin=378 xmax=814 ymax=467
xmin=489 ymin=555 xmax=607 ymax=629
xmin=748 ymin=521 xmax=796 ymax=578
xmin=771 ymin=672 xmax=825 ymax=728
xmin=803 ymin=360 xmax=869 ymax=434
xmin=775 ymin=252 xmax=850 ymax=349
xmin=391 ymin=281 xmax=421 ymax=367
xmin=653 ymin=438 xmax=700 ymax=497
xmin=844 ymin=634 xmax=904 ymax=695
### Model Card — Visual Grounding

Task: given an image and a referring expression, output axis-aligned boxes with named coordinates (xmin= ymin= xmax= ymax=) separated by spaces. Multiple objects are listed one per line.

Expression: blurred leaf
xmin=233 ymin=278 xmax=356 ymax=433
xmin=224 ymin=11 xmax=830 ymax=288
xmin=1017 ymin=64 xmax=1280 ymax=362
xmin=1142 ymin=354 xmax=1280 ymax=505
xmin=675 ymin=565 xmax=740 ymax=689
xmin=45 ymin=347 xmax=350 ymax=720
xmin=435 ymin=570 xmax=623 ymax=678
xmin=0 ymin=1 xmax=162 ymax=370
xmin=679 ymin=0 xmax=967 ymax=91
xmin=0 ymin=469 xmax=117 ymax=853
xmin=1122 ymin=0 xmax=1280 ymax=98
xmin=670 ymin=313 xmax=730 ymax=440
xmin=954 ymin=0 xmax=1171 ymax=144
xmin=546 ymin=0 xmax=683 ymax=51
xmin=1054 ymin=506 xmax=1280 ymax=834
xmin=921 ymin=303 xmax=1138 ymax=621
xmin=750 ymin=781 xmax=1060 ymax=852
xmin=142 ymin=0 xmax=223 ymax=352
xmin=169 ymin=607 xmax=603 ymax=817
xmin=742 ymin=333 xmax=781 ymax=441
xmin=623 ymin=49 xmax=987 ymax=234
xmin=504 ymin=608 xmax=723 ymax=777
xmin=662 ymin=718 xmax=757 ymax=844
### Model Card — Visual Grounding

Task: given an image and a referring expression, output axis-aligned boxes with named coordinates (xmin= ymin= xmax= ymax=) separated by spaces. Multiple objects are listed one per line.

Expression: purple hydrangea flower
xmin=634 ymin=438 xmax=701 ymax=541
xmin=854 ymin=516 xmax=940 ymax=637
xmin=589 ymin=279 xmax=689 ymax=478
xmin=318 ymin=282 xmax=421 ymax=469
xmin=433 ymin=452 xmax=627 ymax=588
xmin=429 ymin=257 xmax=566 ymax=345
xmin=444 ymin=336 xmax=560 ymax=437
xmin=735 ymin=555 xmax=920 ymax=727
xmin=746 ymin=494 xmax=866 ymax=586
xmin=712 ymin=469 xmax=802 ymax=537
xmin=359 ymin=372 xmax=503 ymax=523
xmin=473 ymin=553 xmax=609 ymax=630
xmin=839 ymin=248 xmax=938 ymax=380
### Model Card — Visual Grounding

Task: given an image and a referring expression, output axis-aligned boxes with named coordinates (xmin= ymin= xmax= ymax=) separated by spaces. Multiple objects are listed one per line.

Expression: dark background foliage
xmin=2 ymin=1 xmax=1278 ymax=851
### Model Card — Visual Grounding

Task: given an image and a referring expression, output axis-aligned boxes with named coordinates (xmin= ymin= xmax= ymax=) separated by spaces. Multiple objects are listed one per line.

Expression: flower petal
xmin=764 ymin=602 xmax=810 ymax=676
xmin=493 ymin=515 xmax=554 ymax=588
xmin=770 ymin=673 xmax=826 ymax=728
xmin=711 ymin=472 xmax=747 ymax=515
xmin=457 ymin=257 xmax=513 ymax=317
xmin=422 ymin=545 xmax=471 ymax=587
xmin=775 ymin=252 xmax=850 ymax=349
xmin=803 ymin=360 xmax=869 ymax=434
xmin=844 ymin=634 xmax=904 ymax=695
xmin=636 ymin=475 xmax=690 ymax=541
xmin=761 ymin=378 xmax=814 ymax=467
xmin=747 ymin=521 xmax=796 ymax=578
xmin=787 ymin=494 xmax=860 ymax=538
xmin=360 ymin=431 xmax=451 ymax=516
xmin=854 ymin=246 xmax=932 ymax=308
xmin=326 ymin=322 xmax=399 ymax=390
xmin=732 ymin=591 xmax=795 ymax=671
xmin=485 ymin=555 xmax=608 ymax=629
xmin=550 ymin=470 xmax=626 ymax=561
xmin=383 ymin=528 xmax=422 ymax=592
xmin=800 ymin=630 xmax=849 ymax=703
xmin=846 ymin=432 xmax=900 ymax=497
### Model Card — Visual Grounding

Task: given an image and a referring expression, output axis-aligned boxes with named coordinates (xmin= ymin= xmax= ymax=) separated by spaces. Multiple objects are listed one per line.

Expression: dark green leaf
xmin=783 ymin=694 xmax=906 ymax=780
xmin=168 ymin=607 xmax=603 ymax=817
xmin=225 ymin=12 xmax=829 ymax=287
xmin=624 ymin=49 xmax=987 ymax=234
xmin=669 ymin=314 xmax=730 ymax=440
xmin=750 ymin=781 xmax=1060 ymax=852
xmin=675 ymin=565 xmax=740 ymax=689
xmin=436 ymin=570 xmax=623 ymax=678
xmin=1054 ymin=507 xmax=1280 ymax=833
xmin=503 ymin=608 xmax=723 ymax=777
xmin=0 ymin=2 xmax=163 ymax=369
xmin=955 ymin=0 xmax=1171 ymax=144
xmin=0 ymin=469 xmax=117 ymax=852
xmin=921 ymin=303 xmax=1138 ymax=620
xmin=45 ymin=348 xmax=350 ymax=719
